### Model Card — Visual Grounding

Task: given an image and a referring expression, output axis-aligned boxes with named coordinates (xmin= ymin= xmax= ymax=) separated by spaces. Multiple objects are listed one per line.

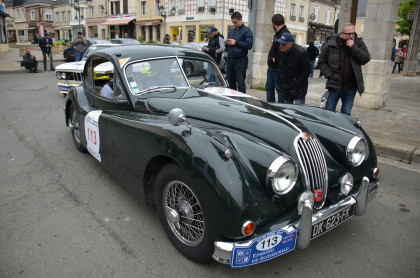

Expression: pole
xmin=78 ymin=2 xmax=81 ymax=33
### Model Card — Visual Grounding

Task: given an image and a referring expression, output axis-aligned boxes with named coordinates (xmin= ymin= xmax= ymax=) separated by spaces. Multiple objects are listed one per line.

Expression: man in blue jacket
xmin=225 ymin=12 xmax=253 ymax=93
xmin=38 ymin=32 xmax=54 ymax=71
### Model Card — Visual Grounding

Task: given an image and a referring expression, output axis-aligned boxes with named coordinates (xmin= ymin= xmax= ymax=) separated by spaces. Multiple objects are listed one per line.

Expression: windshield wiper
xmin=141 ymin=85 xmax=177 ymax=94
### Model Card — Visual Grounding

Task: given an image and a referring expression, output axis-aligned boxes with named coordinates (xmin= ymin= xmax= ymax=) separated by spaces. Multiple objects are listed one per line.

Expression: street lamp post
xmin=69 ymin=0 xmax=92 ymax=35
xmin=159 ymin=5 xmax=166 ymax=41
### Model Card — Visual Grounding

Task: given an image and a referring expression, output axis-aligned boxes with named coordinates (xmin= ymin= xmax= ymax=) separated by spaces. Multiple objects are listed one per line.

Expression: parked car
xmin=56 ymin=44 xmax=122 ymax=95
xmin=109 ymin=38 xmax=141 ymax=45
xmin=63 ymin=38 xmax=110 ymax=62
xmin=182 ymin=42 xmax=226 ymax=74
xmin=64 ymin=45 xmax=380 ymax=268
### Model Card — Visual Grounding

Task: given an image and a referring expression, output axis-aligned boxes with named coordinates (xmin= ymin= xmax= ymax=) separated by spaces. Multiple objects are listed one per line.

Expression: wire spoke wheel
xmin=163 ymin=181 xmax=205 ymax=247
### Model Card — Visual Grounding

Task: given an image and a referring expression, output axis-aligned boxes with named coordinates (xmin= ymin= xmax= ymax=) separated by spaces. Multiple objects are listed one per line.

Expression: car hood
xmin=56 ymin=61 xmax=86 ymax=71
xmin=146 ymin=87 xmax=303 ymax=153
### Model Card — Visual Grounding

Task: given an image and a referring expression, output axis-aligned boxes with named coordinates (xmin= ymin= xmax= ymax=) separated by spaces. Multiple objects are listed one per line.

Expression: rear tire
xmin=155 ymin=164 xmax=214 ymax=263
xmin=68 ymin=103 xmax=86 ymax=153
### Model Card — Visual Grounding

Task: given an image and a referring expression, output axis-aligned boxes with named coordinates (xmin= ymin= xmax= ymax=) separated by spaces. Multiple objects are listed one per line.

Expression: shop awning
xmin=135 ymin=21 xmax=160 ymax=26
xmin=44 ymin=26 xmax=55 ymax=33
xmin=102 ymin=18 xmax=134 ymax=25
xmin=58 ymin=25 xmax=71 ymax=29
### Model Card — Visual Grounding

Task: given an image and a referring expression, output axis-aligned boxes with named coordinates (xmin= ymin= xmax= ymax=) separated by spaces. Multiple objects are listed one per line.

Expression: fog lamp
xmin=339 ymin=173 xmax=354 ymax=195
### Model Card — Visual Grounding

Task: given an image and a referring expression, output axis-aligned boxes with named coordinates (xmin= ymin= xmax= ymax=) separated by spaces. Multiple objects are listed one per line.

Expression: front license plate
xmin=311 ymin=204 xmax=356 ymax=239
xmin=59 ymin=86 xmax=70 ymax=92
xmin=231 ymin=228 xmax=297 ymax=268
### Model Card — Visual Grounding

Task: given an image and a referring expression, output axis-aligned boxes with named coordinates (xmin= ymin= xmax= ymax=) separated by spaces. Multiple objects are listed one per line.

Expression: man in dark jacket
xmin=225 ymin=12 xmax=253 ymax=93
xmin=22 ymin=48 xmax=38 ymax=73
xmin=318 ymin=23 xmax=370 ymax=116
xmin=163 ymin=34 xmax=171 ymax=44
xmin=266 ymin=14 xmax=289 ymax=103
xmin=202 ymin=27 xmax=225 ymax=83
xmin=277 ymin=33 xmax=310 ymax=104
xmin=306 ymin=41 xmax=319 ymax=78
xmin=39 ymin=32 xmax=54 ymax=71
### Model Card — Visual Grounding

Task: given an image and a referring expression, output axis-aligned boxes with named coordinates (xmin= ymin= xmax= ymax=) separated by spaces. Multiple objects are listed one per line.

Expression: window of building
xmin=56 ymin=12 xmax=59 ymax=22
xmin=290 ymin=3 xmax=296 ymax=20
xmin=326 ymin=9 xmax=331 ymax=25
xmin=170 ymin=0 xmax=175 ymax=9
xmin=30 ymin=10 xmax=35 ymax=21
xmin=22 ymin=8 xmax=26 ymax=20
xmin=141 ymin=1 xmax=146 ymax=16
xmin=16 ymin=9 xmax=20 ymax=20
xmin=62 ymin=11 xmax=65 ymax=22
xmin=45 ymin=9 xmax=53 ymax=21
xmin=100 ymin=6 xmax=104 ymax=17
xmin=299 ymin=5 xmax=304 ymax=21
xmin=198 ymin=0 xmax=204 ymax=11
xmin=90 ymin=7 xmax=94 ymax=18
xmin=179 ymin=0 xmax=185 ymax=14
xmin=314 ymin=6 xmax=319 ymax=23
xmin=155 ymin=1 xmax=160 ymax=14
xmin=68 ymin=11 xmax=71 ymax=21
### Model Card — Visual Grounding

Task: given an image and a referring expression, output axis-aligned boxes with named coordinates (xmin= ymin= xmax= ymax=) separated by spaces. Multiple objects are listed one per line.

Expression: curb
xmin=372 ymin=138 xmax=419 ymax=164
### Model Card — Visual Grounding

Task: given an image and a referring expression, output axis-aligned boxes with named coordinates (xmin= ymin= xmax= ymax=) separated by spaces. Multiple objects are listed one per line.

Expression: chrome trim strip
xmin=355 ymin=177 xmax=369 ymax=216
xmin=311 ymin=195 xmax=356 ymax=224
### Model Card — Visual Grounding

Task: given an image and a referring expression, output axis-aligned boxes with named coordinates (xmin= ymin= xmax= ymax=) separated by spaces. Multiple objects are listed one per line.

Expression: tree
xmin=396 ymin=0 xmax=417 ymax=36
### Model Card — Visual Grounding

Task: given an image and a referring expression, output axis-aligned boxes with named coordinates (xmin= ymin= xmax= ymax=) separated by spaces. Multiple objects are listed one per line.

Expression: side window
xmin=113 ymin=74 xmax=127 ymax=101
xmin=92 ymin=58 xmax=116 ymax=100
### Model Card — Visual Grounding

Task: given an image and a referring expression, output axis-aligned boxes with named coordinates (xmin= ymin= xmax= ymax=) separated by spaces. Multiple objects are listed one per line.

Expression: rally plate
xmin=231 ymin=228 xmax=297 ymax=268
xmin=311 ymin=203 xmax=356 ymax=239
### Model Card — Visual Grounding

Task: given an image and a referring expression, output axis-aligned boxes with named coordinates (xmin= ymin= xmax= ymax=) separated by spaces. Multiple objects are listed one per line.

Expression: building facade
xmin=1 ymin=0 xmax=10 ymax=51
xmin=135 ymin=0 xmax=162 ymax=42
xmin=305 ymin=0 xmax=338 ymax=44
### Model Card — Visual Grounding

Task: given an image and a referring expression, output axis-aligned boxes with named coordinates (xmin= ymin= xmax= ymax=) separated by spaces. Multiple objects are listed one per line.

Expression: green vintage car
xmin=64 ymin=45 xmax=380 ymax=268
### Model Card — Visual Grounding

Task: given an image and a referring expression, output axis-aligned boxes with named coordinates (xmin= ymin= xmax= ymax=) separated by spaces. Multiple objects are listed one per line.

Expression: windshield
xmin=125 ymin=57 xmax=225 ymax=95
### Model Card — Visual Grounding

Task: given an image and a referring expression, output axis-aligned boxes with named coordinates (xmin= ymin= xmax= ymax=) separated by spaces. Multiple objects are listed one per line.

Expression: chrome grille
xmin=296 ymin=135 xmax=328 ymax=209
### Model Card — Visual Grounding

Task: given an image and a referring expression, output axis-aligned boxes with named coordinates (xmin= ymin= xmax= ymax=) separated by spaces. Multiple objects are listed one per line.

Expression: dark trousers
xmin=226 ymin=56 xmax=248 ymax=93
xmin=265 ymin=68 xmax=284 ymax=103
xmin=326 ymin=88 xmax=357 ymax=116
xmin=392 ymin=62 xmax=401 ymax=73
xmin=42 ymin=51 xmax=54 ymax=71
xmin=23 ymin=60 xmax=38 ymax=71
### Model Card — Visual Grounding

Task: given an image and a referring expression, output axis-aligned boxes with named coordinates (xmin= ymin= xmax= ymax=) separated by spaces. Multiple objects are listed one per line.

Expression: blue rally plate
xmin=231 ymin=227 xmax=297 ymax=268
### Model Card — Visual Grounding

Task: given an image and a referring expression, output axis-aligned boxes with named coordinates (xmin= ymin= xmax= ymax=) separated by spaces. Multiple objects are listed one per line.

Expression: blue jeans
xmin=75 ymin=51 xmax=84 ymax=62
xmin=392 ymin=62 xmax=401 ymax=73
xmin=326 ymin=88 xmax=357 ymax=116
xmin=309 ymin=60 xmax=315 ymax=77
xmin=265 ymin=68 xmax=284 ymax=103
xmin=226 ymin=56 xmax=248 ymax=93
xmin=285 ymin=98 xmax=305 ymax=105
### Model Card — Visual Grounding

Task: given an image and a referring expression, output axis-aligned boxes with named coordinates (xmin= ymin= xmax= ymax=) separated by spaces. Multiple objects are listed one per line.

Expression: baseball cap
xmin=77 ymin=31 xmax=83 ymax=35
xmin=208 ymin=27 xmax=218 ymax=34
xmin=277 ymin=32 xmax=295 ymax=44
xmin=165 ymin=34 xmax=170 ymax=37
xmin=44 ymin=32 xmax=50 ymax=37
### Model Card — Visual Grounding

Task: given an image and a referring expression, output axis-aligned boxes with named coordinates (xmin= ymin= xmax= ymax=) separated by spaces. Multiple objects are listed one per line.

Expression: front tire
xmin=68 ymin=103 xmax=86 ymax=153
xmin=155 ymin=164 xmax=214 ymax=263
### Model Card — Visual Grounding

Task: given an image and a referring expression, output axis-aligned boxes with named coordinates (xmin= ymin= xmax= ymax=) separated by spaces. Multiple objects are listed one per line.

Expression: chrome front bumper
xmin=212 ymin=177 xmax=380 ymax=265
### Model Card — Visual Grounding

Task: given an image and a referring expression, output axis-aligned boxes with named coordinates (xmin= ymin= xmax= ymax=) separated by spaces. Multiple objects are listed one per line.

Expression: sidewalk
xmin=0 ymin=46 xmax=65 ymax=73
xmin=1 ymin=47 xmax=419 ymax=164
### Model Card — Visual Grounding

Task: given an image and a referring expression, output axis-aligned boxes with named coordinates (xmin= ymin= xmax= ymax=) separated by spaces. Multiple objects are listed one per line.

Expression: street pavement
xmin=1 ymin=45 xmax=419 ymax=165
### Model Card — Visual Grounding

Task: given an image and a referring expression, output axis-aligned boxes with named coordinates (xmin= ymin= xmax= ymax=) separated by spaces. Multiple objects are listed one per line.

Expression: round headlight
xmin=268 ymin=156 xmax=298 ymax=195
xmin=339 ymin=173 xmax=354 ymax=195
xmin=56 ymin=71 xmax=62 ymax=79
xmin=346 ymin=136 xmax=366 ymax=166
xmin=61 ymin=72 xmax=66 ymax=79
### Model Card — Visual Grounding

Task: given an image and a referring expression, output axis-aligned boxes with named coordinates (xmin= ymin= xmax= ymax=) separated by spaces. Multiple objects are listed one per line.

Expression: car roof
xmin=93 ymin=44 xmax=210 ymax=61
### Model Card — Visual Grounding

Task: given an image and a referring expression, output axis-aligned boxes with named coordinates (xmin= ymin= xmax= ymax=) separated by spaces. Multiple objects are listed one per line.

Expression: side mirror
xmin=320 ymin=90 xmax=329 ymax=108
xmin=168 ymin=108 xmax=191 ymax=129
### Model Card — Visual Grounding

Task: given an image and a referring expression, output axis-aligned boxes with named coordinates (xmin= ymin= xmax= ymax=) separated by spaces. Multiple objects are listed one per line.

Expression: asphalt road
xmin=0 ymin=72 xmax=419 ymax=278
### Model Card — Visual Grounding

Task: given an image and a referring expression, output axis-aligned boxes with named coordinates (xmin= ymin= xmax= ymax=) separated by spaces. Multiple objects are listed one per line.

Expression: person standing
xmin=318 ymin=23 xmax=370 ymax=116
xmin=392 ymin=48 xmax=403 ymax=74
xmin=202 ymin=27 xmax=225 ymax=83
xmin=39 ymin=32 xmax=54 ymax=71
xmin=401 ymin=44 xmax=407 ymax=70
xmin=123 ymin=33 xmax=129 ymax=38
xmin=22 ymin=48 xmax=38 ymax=73
xmin=306 ymin=41 xmax=319 ymax=78
xmin=225 ymin=12 xmax=253 ymax=93
xmin=72 ymin=31 xmax=87 ymax=62
xmin=277 ymin=33 xmax=310 ymax=104
xmin=172 ymin=37 xmax=179 ymax=45
xmin=163 ymin=34 xmax=171 ymax=44
xmin=266 ymin=14 xmax=289 ymax=103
